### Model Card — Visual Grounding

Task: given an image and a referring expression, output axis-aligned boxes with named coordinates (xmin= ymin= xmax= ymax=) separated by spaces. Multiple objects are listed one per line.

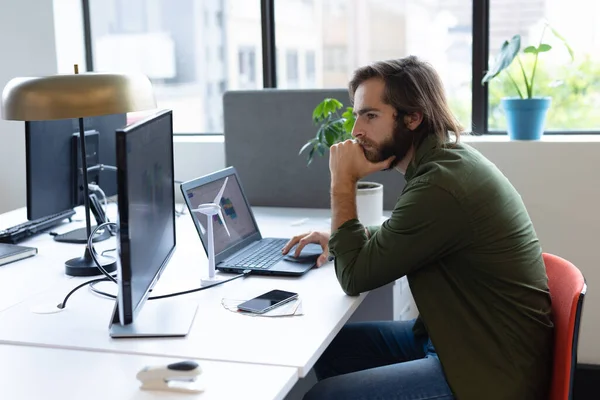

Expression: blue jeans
xmin=304 ymin=320 xmax=455 ymax=400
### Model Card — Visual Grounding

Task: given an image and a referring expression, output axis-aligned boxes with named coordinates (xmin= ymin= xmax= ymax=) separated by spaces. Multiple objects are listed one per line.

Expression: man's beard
xmin=357 ymin=123 xmax=414 ymax=169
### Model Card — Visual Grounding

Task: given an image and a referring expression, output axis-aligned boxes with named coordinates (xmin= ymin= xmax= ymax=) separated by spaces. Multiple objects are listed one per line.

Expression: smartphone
xmin=237 ymin=289 xmax=299 ymax=314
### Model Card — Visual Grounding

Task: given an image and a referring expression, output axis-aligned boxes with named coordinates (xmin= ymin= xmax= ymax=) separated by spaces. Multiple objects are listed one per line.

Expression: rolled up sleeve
xmin=329 ymin=182 xmax=470 ymax=296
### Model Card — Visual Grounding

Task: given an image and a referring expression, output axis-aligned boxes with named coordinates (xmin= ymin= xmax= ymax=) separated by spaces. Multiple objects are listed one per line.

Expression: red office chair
xmin=544 ymin=253 xmax=587 ymax=400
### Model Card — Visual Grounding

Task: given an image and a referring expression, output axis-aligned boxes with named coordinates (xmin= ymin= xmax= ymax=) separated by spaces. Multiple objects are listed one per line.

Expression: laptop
xmin=180 ymin=167 xmax=320 ymax=276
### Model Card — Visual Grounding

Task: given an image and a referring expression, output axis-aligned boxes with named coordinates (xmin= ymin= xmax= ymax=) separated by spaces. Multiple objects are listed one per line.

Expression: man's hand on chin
xmin=329 ymin=140 xmax=394 ymax=231
xmin=329 ymin=139 xmax=395 ymax=186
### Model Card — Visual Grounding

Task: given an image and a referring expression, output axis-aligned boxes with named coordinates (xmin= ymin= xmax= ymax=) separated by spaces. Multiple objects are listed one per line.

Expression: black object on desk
xmin=53 ymin=193 xmax=112 ymax=243
xmin=0 ymin=209 xmax=75 ymax=244
xmin=0 ymin=243 xmax=37 ymax=266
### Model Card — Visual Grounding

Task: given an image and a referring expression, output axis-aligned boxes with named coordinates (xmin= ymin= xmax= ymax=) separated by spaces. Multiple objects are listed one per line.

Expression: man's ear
xmin=404 ymin=112 xmax=424 ymax=131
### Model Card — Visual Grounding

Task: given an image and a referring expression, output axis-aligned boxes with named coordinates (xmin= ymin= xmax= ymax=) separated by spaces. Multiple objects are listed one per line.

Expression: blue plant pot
xmin=501 ymin=97 xmax=552 ymax=140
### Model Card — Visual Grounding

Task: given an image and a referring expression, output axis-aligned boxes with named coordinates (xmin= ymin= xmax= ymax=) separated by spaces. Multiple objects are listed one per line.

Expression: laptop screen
xmin=184 ymin=173 xmax=258 ymax=255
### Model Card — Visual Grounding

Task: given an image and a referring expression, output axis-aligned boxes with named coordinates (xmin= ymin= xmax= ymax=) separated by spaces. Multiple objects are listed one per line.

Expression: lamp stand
xmin=64 ymin=116 xmax=117 ymax=277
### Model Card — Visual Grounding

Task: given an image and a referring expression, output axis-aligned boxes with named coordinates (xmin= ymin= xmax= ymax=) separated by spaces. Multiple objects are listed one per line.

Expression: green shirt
xmin=329 ymin=134 xmax=553 ymax=400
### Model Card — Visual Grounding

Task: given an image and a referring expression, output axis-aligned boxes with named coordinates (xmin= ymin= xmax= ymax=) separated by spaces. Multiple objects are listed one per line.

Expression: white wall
xmin=173 ymin=136 xmax=225 ymax=203
xmin=174 ymin=135 xmax=600 ymax=364
xmin=466 ymin=135 xmax=600 ymax=364
xmin=0 ymin=0 xmax=58 ymax=213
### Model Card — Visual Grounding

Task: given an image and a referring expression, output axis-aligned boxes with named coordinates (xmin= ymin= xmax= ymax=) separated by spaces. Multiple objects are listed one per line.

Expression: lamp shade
xmin=1 ymin=72 xmax=157 ymax=121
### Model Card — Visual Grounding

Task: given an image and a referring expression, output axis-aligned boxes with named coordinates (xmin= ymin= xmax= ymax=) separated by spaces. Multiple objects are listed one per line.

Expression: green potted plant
xmin=481 ymin=22 xmax=574 ymax=140
xmin=299 ymin=98 xmax=384 ymax=226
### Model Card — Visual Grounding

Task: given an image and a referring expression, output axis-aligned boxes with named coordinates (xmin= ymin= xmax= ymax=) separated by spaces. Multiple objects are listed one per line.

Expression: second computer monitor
xmin=110 ymin=109 xmax=195 ymax=338
xmin=25 ymin=114 xmax=127 ymax=220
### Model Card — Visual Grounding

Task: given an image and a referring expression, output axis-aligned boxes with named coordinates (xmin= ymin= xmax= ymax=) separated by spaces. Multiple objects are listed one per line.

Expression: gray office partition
xmin=223 ymin=88 xmax=411 ymax=325
xmin=223 ymin=89 xmax=406 ymax=210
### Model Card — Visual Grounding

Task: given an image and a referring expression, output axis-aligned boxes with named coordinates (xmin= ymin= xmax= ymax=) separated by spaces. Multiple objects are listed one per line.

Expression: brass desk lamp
xmin=1 ymin=65 xmax=157 ymax=276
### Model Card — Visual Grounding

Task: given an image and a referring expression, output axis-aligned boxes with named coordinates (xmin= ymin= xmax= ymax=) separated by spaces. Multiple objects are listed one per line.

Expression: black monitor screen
xmin=115 ymin=109 xmax=175 ymax=325
xmin=25 ymin=114 xmax=127 ymax=220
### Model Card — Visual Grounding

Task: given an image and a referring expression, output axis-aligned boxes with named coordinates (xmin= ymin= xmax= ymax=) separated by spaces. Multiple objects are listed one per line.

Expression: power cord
xmin=88 ymin=270 xmax=249 ymax=301
xmin=88 ymin=183 xmax=108 ymax=209
xmin=57 ymin=222 xmax=251 ymax=309
xmin=57 ymin=277 xmax=110 ymax=309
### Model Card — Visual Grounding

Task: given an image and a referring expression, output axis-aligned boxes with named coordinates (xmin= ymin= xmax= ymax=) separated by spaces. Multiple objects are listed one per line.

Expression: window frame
xmin=80 ymin=0 xmax=599 ymax=136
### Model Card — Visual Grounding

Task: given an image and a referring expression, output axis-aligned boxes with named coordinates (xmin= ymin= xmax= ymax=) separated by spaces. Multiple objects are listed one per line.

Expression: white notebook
xmin=0 ymin=243 xmax=37 ymax=267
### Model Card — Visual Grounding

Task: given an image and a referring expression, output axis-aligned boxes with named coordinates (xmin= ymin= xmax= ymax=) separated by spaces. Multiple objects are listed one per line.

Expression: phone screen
xmin=237 ymin=289 xmax=298 ymax=313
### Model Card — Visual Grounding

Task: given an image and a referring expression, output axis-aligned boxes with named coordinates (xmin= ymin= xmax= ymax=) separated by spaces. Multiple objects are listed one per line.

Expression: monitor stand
xmin=109 ymin=300 xmax=198 ymax=338
xmin=54 ymin=226 xmax=111 ymax=244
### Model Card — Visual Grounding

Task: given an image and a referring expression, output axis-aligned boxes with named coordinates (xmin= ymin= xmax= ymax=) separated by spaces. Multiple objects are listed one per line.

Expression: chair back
xmin=543 ymin=253 xmax=586 ymax=400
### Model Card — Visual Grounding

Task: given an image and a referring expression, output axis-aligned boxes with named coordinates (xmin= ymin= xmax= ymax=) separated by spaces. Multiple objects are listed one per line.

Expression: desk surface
xmin=0 ymin=344 xmax=298 ymax=400
xmin=0 ymin=207 xmax=116 ymax=312
xmin=0 ymin=206 xmax=365 ymax=378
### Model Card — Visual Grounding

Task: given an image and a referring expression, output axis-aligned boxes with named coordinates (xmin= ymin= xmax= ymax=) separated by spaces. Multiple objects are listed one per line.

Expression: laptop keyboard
xmin=227 ymin=238 xmax=288 ymax=269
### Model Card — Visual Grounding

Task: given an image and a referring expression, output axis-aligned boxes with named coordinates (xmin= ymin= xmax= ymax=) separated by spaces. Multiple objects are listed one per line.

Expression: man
xmin=281 ymin=56 xmax=553 ymax=400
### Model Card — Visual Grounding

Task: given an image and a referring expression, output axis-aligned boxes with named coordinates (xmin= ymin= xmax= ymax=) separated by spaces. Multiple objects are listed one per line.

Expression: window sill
xmin=173 ymin=135 xmax=225 ymax=143
xmin=172 ymin=133 xmax=600 ymax=145
xmin=461 ymin=134 xmax=600 ymax=143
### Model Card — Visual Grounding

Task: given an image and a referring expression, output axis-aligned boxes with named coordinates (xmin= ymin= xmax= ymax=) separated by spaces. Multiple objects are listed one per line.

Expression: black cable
xmin=57 ymin=277 xmax=109 ymax=309
xmin=88 ymin=270 xmax=250 ymax=300
xmin=87 ymin=222 xmax=118 ymax=283
xmin=57 ymin=220 xmax=252 ymax=309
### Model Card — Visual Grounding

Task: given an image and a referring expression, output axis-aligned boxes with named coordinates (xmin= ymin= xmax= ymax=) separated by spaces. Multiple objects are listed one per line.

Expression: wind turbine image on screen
xmin=191 ymin=177 xmax=230 ymax=286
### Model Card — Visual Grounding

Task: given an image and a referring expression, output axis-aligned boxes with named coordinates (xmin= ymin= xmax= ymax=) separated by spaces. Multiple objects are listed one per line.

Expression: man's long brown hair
xmin=349 ymin=56 xmax=464 ymax=147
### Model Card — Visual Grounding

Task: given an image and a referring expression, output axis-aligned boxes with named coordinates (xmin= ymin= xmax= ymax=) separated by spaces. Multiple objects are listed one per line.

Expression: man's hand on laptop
xmin=282 ymin=231 xmax=330 ymax=267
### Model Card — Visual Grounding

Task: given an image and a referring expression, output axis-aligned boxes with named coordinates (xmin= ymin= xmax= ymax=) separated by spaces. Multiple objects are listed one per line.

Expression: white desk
xmin=0 ymin=206 xmax=366 ymax=379
xmin=0 ymin=207 xmax=114 ymax=312
xmin=0 ymin=344 xmax=298 ymax=400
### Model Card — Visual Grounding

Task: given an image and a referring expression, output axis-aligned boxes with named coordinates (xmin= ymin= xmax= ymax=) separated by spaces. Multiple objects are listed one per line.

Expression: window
xmin=323 ymin=46 xmax=347 ymax=72
xmin=87 ymin=0 xmax=262 ymax=133
xmin=218 ymin=80 xmax=227 ymax=94
xmin=306 ymin=50 xmax=316 ymax=84
xmin=275 ymin=0 xmax=473 ymax=130
xmin=53 ymin=0 xmax=86 ymax=73
xmin=286 ymin=50 xmax=299 ymax=86
xmin=238 ymin=46 xmax=257 ymax=89
xmin=488 ymin=0 xmax=600 ymax=131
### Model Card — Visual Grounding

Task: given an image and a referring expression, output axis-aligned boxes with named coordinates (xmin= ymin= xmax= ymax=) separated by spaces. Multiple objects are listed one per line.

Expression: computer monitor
xmin=25 ymin=114 xmax=126 ymax=241
xmin=109 ymin=109 xmax=197 ymax=338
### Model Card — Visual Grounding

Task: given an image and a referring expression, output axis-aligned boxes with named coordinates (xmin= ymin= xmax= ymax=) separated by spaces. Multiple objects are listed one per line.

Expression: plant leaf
xmin=332 ymin=121 xmax=346 ymax=143
xmin=299 ymin=138 xmax=317 ymax=155
xmin=321 ymin=98 xmax=343 ymax=117
xmin=341 ymin=107 xmax=355 ymax=133
xmin=538 ymin=43 xmax=552 ymax=52
xmin=331 ymin=98 xmax=343 ymax=108
xmin=482 ymin=35 xmax=521 ymax=84
xmin=547 ymin=23 xmax=575 ymax=61
xmin=312 ymin=101 xmax=325 ymax=123
xmin=524 ymin=44 xmax=552 ymax=54
xmin=342 ymin=106 xmax=354 ymax=119
xmin=307 ymin=147 xmax=315 ymax=165
xmin=326 ymin=98 xmax=343 ymax=113
xmin=325 ymin=128 xmax=337 ymax=146
xmin=343 ymin=118 xmax=354 ymax=134
xmin=316 ymin=142 xmax=328 ymax=156
xmin=316 ymin=123 xmax=326 ymax=142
